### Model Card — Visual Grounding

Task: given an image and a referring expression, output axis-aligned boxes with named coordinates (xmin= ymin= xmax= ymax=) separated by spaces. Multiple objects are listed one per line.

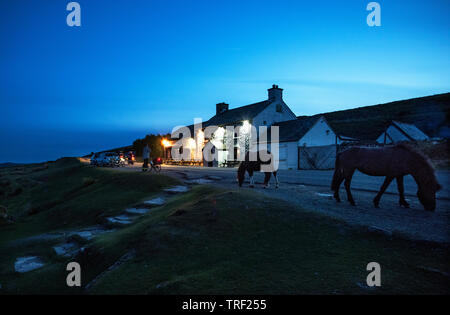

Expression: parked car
xmin=90 ymin=153 xmax=102 ymax=166
xmin=103 ymin=152 xmax=124 ymax=167
xmin=91 ymin=152 xmax=125 ymax=167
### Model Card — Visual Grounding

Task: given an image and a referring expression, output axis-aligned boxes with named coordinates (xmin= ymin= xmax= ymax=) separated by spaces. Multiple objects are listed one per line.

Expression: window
xmin=276 ymin=104 xmax=282 ymax=113
xmin=326 ymin=130 xmax=330 ymax=135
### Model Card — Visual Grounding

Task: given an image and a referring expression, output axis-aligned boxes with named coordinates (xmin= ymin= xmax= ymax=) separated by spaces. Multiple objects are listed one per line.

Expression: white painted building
xmin=169 ymin=85 xmax=355 ymax=170
xmin=265 ymin=115 xmax=354 ymax=169
xmin=376 ymin=121 xmax=429 ymax=144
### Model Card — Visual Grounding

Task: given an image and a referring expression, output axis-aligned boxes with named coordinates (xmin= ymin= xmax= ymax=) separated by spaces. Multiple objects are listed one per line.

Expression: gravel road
xmin=115 ymin=164 xmax=450 ymax=243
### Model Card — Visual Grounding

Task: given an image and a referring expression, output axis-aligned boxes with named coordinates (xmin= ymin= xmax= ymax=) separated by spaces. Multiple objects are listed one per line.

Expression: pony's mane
xmin=395 ymin=143 xmax=439 ymax=187
xmin=395 ymin=143 xmax=433 ymax=168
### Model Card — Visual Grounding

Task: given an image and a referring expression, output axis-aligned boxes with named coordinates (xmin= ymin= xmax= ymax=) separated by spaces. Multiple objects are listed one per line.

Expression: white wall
xmin=298 ymin=117 xmax=338 ymax=147
xmin=267 ymin=141 xmax=298 ymax=170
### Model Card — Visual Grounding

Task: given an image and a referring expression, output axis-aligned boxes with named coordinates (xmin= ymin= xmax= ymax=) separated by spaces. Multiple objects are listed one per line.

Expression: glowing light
xmin=241 ymin=120 xmax=251 ymax=134
xmin=187 ymin=138 xmax=196 ymax=149
xmin=162 ymin=139 xmax=172 ymax=147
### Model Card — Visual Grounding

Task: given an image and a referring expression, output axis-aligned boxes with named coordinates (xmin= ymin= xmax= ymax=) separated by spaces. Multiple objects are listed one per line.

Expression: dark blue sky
xmin=1 ymin=0 xmax=449 ymax=163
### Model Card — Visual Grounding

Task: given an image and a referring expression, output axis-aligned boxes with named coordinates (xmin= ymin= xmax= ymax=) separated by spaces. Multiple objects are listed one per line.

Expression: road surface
xmin=157 ymin=165 xmax=450 ymax=200
xmin=114 ymin=163 xmax=450 ymax=243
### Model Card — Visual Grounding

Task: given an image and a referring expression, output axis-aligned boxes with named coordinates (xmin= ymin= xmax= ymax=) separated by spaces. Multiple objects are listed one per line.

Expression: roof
xmin=262 ymin=116 xmax=319 ymax=143
xmin=314 ymin=92 xmax=450 ymax=140
xmin=391 ymin=121 xmax=429 ymax=140
xmin=205 ymin=100 xmax=271 ymax=127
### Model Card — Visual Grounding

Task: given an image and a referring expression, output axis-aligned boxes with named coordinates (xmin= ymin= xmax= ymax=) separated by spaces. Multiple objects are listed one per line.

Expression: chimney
xmin=268 ymin=84 xmax=283 ymax=101
xmin=216 ymin=102 xmax=229 ymax=115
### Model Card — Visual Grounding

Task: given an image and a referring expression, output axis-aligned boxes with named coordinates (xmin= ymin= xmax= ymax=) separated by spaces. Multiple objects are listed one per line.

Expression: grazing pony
xmin=331 ymin=144 xmax=441 ymax=211
xmin=237 ymin=151 xmax=279 ymax=188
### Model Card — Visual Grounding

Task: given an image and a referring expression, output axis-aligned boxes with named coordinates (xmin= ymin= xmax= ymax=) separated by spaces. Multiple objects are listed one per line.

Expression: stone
xmin=143 ymin=197 xmax=165 ymax=206
xmin=125 ymin=208 xmax=150 ymax=215
xmin=164 ymin=186 xmax=189 ymax=194
xmin=53 ymin=242 xmax=79 ymax=257
xmin=14 ymin=256 xmax=45 ymax=273
xmin=107 ymin=215 xmax=133 ymax=225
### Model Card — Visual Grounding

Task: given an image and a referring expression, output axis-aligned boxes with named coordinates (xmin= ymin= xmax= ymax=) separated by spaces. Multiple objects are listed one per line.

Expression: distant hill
xmin=299 ymin=93 xmax=450 ymax=141
xmin=0 ymin=163 xmax=22 ymax=168
xmin=82 ymin=145 xmax=134 ymax=157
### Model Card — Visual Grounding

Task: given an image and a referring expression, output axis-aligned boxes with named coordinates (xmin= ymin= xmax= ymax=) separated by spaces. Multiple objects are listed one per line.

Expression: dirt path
xmin=160 ymin=169 xmax=450 ymax=244
xmin=105 ymin=164 xmax=449 ymax=243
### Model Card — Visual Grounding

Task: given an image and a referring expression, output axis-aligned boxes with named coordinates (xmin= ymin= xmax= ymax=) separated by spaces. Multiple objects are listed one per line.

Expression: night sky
xmin=1 ymin=0 xmax=449 ymax=163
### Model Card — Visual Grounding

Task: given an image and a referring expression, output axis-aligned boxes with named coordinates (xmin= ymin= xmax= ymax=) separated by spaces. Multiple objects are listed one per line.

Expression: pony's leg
xmin=396 ymin=176 xmax=410 ymax=208
xmin=263 ymin=172 xmax=271 ymax=188
xmin=333 ymin=176 xmax=344 ymax=202
xmin=248 ymin=170 xmax=255 ymax=188
xmin=373 ymin=176 xmax=394 ymax=208
xmin=274 ymin=172 xmax=279 ymax=188
xmin=344 ymin=170 xmax=356 ymax=206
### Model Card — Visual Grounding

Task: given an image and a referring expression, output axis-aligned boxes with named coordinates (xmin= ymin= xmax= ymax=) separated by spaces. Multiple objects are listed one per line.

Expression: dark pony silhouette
xmin=237 ymin=151 xmax=279 ymax=188
xmin=331 ymin=144 xmax=441 ymax=211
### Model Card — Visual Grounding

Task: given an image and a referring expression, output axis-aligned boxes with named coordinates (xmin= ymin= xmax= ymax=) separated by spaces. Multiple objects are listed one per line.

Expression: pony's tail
xmin=331 ymin=153 xmax=342 ymax=191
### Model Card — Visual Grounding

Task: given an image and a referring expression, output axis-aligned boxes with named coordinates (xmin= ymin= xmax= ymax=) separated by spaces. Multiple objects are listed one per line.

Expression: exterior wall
xmin=281 ymin=141 xmax=298 ymax=170
xmin=298 ymin=116 xmax=338 ymax=147
xmin=252 ymin=101 xmax=297 ymax=129
xmin=266 ymin=141 xmax=298 ymax=170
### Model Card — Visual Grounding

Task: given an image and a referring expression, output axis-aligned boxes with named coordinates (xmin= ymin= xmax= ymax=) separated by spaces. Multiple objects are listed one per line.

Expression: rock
xmin=164 ymin=186 xmax=189 ymax=194
xmin=125 ymin=208 xmax=150 ymax=215
xmin=75 ymin=231 xmax=94 ymax=240
xmin=143 ymin=197 xmax=165 ymax=206
xmin=68 ymin=226 xmax=111 ymax=241
xmin=53 ymin=242 xmax=79 ymax=257
xmin=106 ymin=215 xmax=133 ymax=225
xmin=15 ymin=256 xmax=45 ymax=273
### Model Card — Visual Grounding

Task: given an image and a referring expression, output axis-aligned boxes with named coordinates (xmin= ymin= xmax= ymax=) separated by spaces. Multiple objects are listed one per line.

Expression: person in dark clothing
xmin=142 ymin=144 xmax=151 ymax=171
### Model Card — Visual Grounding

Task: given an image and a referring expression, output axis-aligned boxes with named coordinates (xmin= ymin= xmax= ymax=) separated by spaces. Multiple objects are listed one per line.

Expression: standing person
xmin=142 ymin=144 xmax=151 ymax=171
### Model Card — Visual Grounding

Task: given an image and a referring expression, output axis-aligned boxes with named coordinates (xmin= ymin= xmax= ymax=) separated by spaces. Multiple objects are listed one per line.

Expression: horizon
xmin=1 ymin=0 xmax=449 ymax=163
xmin=1 ymin=91 xmax=447 ymax=165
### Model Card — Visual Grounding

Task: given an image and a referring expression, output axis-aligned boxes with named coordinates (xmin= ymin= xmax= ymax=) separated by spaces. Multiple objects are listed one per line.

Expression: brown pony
xmin=331 ymin=144 xmax=441 ymax=211
xmin=237 ymin=151 xmax=279 ymax=188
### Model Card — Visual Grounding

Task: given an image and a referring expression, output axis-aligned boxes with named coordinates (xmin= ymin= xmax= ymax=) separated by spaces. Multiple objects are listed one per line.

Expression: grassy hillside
xmin=0 ymin=159 xmax=449 ymax=294
xmin=301 ymin=93 xmax=450 ymax=140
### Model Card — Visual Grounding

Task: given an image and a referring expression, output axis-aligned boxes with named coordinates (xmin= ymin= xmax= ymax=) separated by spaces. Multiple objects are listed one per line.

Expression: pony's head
xmin=237 ymin=162 xmax=246 ymax=187
xmin=417 ymin=181 xmax=441 ymax=211
xmin=398 ymin=144 xmax=442 ymax=211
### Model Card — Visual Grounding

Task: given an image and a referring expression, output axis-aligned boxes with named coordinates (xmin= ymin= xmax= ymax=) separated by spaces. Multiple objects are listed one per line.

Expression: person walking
xmin=142 ymin=144 xmax=151 ymax=171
